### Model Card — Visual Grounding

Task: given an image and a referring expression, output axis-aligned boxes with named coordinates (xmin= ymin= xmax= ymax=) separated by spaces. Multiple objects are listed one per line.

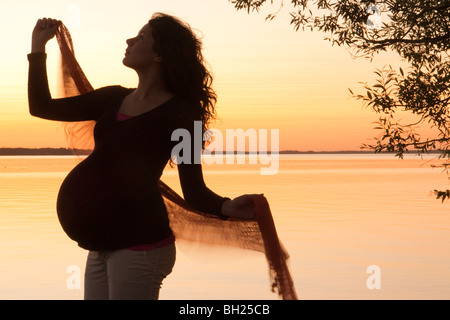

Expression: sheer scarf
xmin=55 ymin=23 xmax=297 ymax=300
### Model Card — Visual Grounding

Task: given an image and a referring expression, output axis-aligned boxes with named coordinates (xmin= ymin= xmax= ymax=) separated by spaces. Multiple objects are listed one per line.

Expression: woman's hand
xmin=221 ymin=194 xmax=263 ymax=220
xmin=31 ymin=18 xmax=62 ymax=53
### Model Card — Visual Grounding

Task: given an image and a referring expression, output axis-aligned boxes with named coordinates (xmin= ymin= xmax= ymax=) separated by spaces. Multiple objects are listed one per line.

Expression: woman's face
xmin=123 ymin=23 xmax=161 ymax=71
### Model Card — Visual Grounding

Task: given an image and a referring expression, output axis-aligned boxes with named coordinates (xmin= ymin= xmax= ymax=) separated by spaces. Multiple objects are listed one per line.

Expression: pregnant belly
xmin=56 ymin=160 xmax=119 ymax=242
xmin=55 ymin=155 xmax=168 ymax=249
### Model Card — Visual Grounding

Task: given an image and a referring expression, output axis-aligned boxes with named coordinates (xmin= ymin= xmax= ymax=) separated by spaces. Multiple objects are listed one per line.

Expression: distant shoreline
xmin=0 ymin=148 xmax=92 ymax=156
xmin=0 ymin=147 xmax=440 ymax=156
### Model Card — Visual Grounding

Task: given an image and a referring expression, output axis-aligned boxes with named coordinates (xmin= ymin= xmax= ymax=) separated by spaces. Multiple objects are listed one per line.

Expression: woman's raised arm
xmin=28 ymin=18 xmax=111 ymax=122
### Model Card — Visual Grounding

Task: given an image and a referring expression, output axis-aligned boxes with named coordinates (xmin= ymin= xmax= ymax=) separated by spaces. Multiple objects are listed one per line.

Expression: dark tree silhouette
xmin=229 ymin=0 xmax=450 ymax=200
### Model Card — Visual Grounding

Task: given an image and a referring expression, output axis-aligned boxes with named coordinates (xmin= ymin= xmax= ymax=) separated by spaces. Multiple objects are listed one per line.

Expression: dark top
xmin=27 ymin=52 xmax=228 ymax=251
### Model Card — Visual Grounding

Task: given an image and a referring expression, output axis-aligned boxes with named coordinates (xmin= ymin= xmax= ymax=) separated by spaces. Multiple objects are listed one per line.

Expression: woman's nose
xmin=126 ymin=38 xmax=134 ymax=46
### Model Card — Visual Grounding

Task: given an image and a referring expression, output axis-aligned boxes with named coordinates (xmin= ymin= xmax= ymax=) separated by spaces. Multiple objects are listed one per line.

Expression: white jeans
xmin=84 ymin=242 xmax=176 ymax=300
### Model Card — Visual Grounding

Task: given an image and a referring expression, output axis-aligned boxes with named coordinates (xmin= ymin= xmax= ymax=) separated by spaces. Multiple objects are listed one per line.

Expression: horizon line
xmin=0 ymin=147 xmax=441 ymax=156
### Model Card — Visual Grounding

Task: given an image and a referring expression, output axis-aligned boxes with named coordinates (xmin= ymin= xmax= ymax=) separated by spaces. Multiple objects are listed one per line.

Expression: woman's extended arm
xmin=176 ymin=118 xmax=257 ymax=220
xmin=178 ymin=162 xmax=258 ymax=220
xmin=177 ymin=162 xmax=230 ymax=219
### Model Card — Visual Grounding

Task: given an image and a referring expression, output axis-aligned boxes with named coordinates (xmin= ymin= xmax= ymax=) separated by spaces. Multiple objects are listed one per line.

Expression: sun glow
xmin=0 ymin=0 xmax=403 ymax=151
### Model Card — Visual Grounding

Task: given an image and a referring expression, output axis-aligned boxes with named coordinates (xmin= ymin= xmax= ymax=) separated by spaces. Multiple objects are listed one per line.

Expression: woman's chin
xmin=122 ymin=57 xmax=133 ymax=68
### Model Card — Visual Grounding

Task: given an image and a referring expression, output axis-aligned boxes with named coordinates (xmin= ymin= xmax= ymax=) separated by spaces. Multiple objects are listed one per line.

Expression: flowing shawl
xmin=55 ymin=23 xmax=297 ymax=300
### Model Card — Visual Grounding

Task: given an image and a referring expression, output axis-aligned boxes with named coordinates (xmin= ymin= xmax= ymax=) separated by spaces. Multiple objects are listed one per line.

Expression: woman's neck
xmin=134 ymin=68 xmax=173 ymax=103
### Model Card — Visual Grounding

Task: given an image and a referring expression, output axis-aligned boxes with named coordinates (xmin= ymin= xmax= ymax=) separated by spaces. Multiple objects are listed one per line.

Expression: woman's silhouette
xmin=28 ymin=14 xmax=259 ymax=300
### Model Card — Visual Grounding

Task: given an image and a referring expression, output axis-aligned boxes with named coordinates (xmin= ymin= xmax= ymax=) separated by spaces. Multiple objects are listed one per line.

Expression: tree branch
xmin=363 ymin=31 xmax=450 ymax=46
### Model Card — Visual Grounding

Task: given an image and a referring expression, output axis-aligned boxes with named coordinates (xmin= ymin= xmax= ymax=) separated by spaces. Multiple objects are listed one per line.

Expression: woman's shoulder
xmin=84 ymin=86 xmax=134 ymax=106
xmin=168 ymin=97 xmax=199 ymax=122
xmin=94 ymin=85 xmax=134 ymax=96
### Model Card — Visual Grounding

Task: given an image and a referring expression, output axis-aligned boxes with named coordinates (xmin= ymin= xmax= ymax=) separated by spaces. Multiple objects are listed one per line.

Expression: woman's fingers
xmin=234 ymin=193 xmax=264 ymax=204
xmin=37 ymin=17 xmax=61 ymax=29
xmin=31 ymin=18 xmax=62 ymax=52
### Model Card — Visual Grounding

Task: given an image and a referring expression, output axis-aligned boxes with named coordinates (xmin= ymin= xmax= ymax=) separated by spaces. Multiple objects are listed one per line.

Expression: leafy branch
xmin=228 ymin=0 xmax=450 ymax=201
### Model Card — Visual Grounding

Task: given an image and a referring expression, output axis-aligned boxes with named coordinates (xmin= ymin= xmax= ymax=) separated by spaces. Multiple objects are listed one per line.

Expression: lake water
xmin=1 ymin=154 xmax=450 ymax=300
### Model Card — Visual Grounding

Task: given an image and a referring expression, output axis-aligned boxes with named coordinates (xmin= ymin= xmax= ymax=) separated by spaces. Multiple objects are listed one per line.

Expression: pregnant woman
xmin=28 ymin=14 xmax=258 ymax=300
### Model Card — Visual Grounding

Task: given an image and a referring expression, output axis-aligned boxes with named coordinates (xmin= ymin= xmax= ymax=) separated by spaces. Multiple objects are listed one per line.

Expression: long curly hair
xmin=148 ymin=13 xmax=217 ymax=138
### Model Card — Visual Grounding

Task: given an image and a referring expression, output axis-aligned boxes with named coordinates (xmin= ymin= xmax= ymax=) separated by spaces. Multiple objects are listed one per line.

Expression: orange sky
xmin=0 ymin=0 xmax=406 ymax=151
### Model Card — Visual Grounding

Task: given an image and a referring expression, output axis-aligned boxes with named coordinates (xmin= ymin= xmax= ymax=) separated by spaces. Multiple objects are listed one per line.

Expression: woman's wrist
xmin=31 ymin=41 xmax=46 ymax=53
xmin=220 ymin=198 xmax=232 ymax=216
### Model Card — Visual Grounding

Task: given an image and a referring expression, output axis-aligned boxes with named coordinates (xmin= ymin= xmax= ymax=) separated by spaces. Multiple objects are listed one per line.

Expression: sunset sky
xmin=0 ymin=0 xmax=406 ymax=151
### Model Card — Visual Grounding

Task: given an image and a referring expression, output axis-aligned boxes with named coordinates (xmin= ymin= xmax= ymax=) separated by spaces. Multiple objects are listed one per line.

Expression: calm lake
xmin=1 ymin=154 xmax=449 ymax=300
